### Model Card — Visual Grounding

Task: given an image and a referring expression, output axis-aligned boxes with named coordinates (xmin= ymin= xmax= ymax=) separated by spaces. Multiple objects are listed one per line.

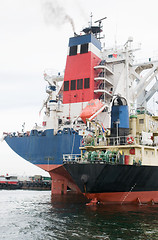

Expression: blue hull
xmin=5 ymin=128 xmax=82 ymax=165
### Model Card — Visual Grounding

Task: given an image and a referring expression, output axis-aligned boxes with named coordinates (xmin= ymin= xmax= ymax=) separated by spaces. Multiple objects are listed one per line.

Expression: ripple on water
xmin=0 ymin=190 xmax=158 ymax=240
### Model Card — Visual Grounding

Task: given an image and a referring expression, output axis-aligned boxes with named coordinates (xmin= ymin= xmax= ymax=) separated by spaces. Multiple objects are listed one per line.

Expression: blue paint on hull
xmin=5 ymin=128 xmax=82 ymax=165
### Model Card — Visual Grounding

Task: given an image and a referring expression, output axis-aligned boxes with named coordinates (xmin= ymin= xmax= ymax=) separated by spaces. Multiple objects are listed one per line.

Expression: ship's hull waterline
xmin=62 ymin=163 xmax=158 ymax=204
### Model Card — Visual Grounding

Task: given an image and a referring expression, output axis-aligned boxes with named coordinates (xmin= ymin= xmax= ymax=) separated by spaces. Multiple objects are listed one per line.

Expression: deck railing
xmin=80 ymin=135 xmax=137 ymax=147
xmin=63 ymin=152 xmax=125 ymax=165
xmin=63 ymin=154 xmax=81 ymax=163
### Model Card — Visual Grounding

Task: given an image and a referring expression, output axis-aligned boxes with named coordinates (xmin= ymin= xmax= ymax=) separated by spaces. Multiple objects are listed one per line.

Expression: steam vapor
xmin=43 ymin=0 xmax=75 ymax=32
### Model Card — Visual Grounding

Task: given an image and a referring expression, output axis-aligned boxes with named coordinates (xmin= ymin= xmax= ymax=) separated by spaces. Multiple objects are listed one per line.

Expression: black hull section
xmin=64 ymin=164 xmax=158 ymax=194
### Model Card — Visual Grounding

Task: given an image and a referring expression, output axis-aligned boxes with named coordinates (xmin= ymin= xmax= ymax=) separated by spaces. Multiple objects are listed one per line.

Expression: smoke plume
xmin=42 ymin=0 xmax=75 ymax=32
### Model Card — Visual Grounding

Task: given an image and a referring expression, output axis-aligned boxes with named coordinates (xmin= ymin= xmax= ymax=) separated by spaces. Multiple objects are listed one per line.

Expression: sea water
xmin=0 ymin=190 xmax=158 ymax=240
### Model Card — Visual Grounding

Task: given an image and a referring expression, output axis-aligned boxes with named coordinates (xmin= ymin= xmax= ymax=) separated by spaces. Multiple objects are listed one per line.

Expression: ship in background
xmin=3 ymin=15 xmax=158 ymax=200
xmin=0 ymin=174 xmax=20 ymax=189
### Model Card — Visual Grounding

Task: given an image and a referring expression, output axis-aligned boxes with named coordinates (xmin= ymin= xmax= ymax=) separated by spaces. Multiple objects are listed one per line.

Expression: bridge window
xmin=139 ymin=119 xmax=144 ymax=124
xmin=77 ymin=79 xmax=83 ymax=89
xmin=71 ymin=80 xmax=76 ymax=90
xmin=69 ymin=45 xmax=77 ymax=56
xmin=80 ymin=43 xmax=89 ymax=54
xmin=84 ymin=78 xmax=90 ymax=89
xmin=64 ymin=81 xmax=69 ymax=91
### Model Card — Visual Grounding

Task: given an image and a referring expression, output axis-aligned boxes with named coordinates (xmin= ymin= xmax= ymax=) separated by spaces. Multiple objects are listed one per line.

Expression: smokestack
xmin=42 ymin=0 xmax=75 ymax=33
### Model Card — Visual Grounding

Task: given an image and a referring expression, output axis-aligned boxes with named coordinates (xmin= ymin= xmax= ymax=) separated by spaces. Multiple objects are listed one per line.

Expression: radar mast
xmin=82 ymin=14 xmax=107 ymax=40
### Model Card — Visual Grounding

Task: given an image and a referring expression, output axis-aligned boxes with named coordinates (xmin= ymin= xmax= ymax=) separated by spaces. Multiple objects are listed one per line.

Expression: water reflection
xmin=0 ymin=190 xmax=158 ymax=240
xmin=51 ymin=193 xmax=158 ymax=240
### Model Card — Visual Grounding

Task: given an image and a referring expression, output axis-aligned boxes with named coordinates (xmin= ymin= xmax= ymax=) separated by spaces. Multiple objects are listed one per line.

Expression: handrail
xmin=62 ymin=152 xmax=138 ymax=165
xmin=133 ymin=56 xmax=158 ymax=65
xmin=80 ymin=135 xmax=137 ymax=147
xmin=63 ymin=154 xmax=81 ymax=163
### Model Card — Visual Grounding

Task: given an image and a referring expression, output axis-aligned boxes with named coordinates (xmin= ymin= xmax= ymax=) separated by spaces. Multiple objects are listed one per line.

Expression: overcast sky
xmin=0 ymin=0 xmax=158 ymax=176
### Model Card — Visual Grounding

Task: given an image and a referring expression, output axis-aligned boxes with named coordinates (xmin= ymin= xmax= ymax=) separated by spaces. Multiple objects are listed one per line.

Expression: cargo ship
xmin=3 ymin=16 xmax=158 ymax=202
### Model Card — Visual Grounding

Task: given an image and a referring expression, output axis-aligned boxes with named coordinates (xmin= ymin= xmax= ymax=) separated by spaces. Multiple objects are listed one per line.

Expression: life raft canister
xmin=127 ymin=136 xmax=134 ymax=144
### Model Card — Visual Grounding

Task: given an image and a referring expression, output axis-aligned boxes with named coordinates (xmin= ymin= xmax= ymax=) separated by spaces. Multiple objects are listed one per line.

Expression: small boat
xmin=0 ymin=174 xmax=21 ymax=189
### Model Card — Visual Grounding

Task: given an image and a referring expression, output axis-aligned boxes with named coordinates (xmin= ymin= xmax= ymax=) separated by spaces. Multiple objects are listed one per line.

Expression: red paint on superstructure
xmin=63 ymin=52 xmax=101 ymax=104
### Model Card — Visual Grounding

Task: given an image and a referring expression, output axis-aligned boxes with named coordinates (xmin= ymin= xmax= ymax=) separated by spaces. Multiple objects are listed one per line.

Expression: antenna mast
xmin=90 ymin=12 xmax=93 ymax=27
xmin=94 ymin=17 xmax=107 ymax=40
xmin=83 ymin=15 xmax=107 ymax=40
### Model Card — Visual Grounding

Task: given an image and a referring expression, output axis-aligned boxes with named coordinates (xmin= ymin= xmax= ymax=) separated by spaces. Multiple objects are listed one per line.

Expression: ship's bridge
xmin=69 ymin=33 xmax=101 ymax=55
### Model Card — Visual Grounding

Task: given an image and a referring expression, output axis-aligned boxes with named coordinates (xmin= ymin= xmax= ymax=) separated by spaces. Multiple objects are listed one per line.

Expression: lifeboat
xmin=80 ymin=99 xmax=104 ymax=123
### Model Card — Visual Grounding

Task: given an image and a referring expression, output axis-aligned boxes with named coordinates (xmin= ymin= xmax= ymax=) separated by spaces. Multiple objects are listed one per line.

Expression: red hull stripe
xmin=84 ymin=191 xmax=158 ymax=204
xmin=36 ymin=164 xmax=62 ymax=172
xmin=0 ymin=181 xmax=18 ymax=185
